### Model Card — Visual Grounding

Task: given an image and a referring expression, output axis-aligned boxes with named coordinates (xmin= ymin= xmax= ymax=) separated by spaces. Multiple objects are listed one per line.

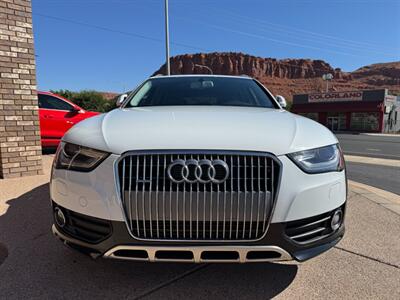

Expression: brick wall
xmin=0 ymin=0 xmax=42 ymax=178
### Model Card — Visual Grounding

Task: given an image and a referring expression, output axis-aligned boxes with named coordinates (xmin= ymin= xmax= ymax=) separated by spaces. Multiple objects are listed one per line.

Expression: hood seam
xmin=101 ymin=112 xmax=111 ymax=150
xmin=288 ymin=113 xmax=298 ymax=150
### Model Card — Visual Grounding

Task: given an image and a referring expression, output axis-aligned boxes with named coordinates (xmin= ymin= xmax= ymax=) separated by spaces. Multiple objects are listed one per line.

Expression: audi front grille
xmin=116 ymin=151 xmax=281 ymax=241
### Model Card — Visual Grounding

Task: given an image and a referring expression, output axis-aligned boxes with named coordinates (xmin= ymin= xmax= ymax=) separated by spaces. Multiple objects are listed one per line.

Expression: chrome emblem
xmin=167 ymin=159 xmax=230 ymax=184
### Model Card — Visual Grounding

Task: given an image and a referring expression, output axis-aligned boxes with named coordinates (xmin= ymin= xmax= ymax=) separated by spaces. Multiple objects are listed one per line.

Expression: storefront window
xmin=300 ymin=113 xmax=318 ymax=121
xmin=327 ymin=113 xmax=346 ymax=131
xmin=350 ymin=112 xmax=379 ymax=131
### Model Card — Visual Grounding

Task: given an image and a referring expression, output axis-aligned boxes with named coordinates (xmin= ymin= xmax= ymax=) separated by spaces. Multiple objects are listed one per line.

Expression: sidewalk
xmin=349 ymin=180 xmax=400 ymax=215
xmin=345 ymin=155 xmax=400 ymax=168
xmin=361 ymin=133 xmax=400 ymax=137
xmin=336 ymin=132 xmax=400 ymax=137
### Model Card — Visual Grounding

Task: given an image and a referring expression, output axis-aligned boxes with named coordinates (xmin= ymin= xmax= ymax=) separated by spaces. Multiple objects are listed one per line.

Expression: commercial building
xmin=291 ymin=89 xmax=399 ymax=133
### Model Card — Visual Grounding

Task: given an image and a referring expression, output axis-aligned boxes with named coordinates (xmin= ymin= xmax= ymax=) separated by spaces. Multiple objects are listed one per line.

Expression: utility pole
xmin=164 ymin=0 xmax=170 ymax=75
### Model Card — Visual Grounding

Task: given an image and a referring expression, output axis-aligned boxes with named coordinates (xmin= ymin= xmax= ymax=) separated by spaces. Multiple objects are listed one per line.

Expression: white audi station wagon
xmin=50 ymin=75 xmax=346 ymax=263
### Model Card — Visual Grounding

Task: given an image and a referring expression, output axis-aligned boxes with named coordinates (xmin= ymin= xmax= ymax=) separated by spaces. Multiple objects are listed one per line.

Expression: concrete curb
xmin=349 ymin=180 xmax=400 ymax=215
xmin=360 ymin=133 xmax=400 ymax=137
xmin=344 ymin=155 xmax=400 ymax=167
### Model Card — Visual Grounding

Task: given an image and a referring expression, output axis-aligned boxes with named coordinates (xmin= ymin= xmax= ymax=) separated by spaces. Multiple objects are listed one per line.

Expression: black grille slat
xmin=117 ymin=151 xmax=280 ymax=241
xmin=73 ymin=227 xmax=105 ymax=242
xmin=70 ymin=217 xmax=111 ymax=235
xmin=58 ymin=209 xmax=112 ymax=244
xmin=285 ymin=211 xmax=334 ymax=244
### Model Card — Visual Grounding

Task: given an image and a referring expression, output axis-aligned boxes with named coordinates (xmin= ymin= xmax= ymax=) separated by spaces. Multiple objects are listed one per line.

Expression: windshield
xmin=124 ymin=76 xmax=278 ymax=108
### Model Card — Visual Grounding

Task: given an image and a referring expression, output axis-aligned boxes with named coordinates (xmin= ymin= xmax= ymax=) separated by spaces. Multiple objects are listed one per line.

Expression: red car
xmin=38 ymin=91 xmax=99 ymax=148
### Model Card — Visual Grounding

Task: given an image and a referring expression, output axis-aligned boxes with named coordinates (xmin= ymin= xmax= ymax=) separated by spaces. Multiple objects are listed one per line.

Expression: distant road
xmin=336 ymin=134 xmax=400 ymax=160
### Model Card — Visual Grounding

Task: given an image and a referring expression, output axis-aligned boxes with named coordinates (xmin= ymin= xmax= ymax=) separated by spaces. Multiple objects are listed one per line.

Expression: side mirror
xmin=69 ymin=106 xmax=81 ymax=114
xmin=276 ymin=95 xmax=287 ymax=109
xmin=116 ymin=94 xmax=128 ymax=107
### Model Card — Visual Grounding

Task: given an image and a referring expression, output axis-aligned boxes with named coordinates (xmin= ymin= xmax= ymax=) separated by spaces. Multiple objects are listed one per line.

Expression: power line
xmin=173 ymin=3 xmax=399 ymax=53
xmin=218 ymin=10 xmax=400 ymax=52
xmin=205 ymin=12 xmax=398 ymax=55
xmin=36 ymin=10 xmax=351 ymax=73
xmin=33 ymin=0 xmax=400 ymax=3
xmin=32 ymin=13 xmax=355 ymax=75
xmin=33 ymin=12 xmax=212 ymax=52
xmin=34 ymin=4 xmax=399 ymax=56
xmin=174 ymin=16 xmax=369 ymax=58
xmin=220 ymin=10 xmax=399 ymax=52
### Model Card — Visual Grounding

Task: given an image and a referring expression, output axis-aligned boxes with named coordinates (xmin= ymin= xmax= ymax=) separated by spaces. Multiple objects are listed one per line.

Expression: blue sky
xmin=32 ymin=0 xmax=400 ymax=93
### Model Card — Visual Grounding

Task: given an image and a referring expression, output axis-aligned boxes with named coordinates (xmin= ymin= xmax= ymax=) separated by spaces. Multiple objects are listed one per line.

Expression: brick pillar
xmin=0 ymin=0 xmax=43 ymax=178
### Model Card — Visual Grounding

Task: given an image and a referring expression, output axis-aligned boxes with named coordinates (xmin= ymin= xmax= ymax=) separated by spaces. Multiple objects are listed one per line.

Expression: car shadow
xmin=0 ymin=184 xmax=297 ymax=299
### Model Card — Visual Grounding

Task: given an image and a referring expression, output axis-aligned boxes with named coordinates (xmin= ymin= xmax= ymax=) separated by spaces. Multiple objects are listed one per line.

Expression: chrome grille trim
xmin=290 ymin=227 xmax=326 ymax=240
xmin=104 ymin=245 xmax=292 ymax=263
xmin=285 ymin=208 xmax=343 ymax=245
xmin=114 ymin=150 xmax=282 ymax=242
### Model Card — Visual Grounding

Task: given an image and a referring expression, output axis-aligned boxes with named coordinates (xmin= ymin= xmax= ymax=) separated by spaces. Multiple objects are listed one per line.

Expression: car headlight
xmin=287 ymin=144 xmax=345 ymax=174
xmin=55 ymin=142 xmax=110 ymax=172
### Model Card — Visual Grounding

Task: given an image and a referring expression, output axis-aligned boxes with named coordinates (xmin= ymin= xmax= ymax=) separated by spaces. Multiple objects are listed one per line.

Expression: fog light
xmin=331 ymin=209 xmax=343 ymax=231
xmin=54 ymin=207 xmax=66 ymax=228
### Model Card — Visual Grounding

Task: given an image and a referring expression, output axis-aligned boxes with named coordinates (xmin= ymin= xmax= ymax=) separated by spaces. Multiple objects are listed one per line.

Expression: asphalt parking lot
xmin=0 ymin=156 xmax=399 ymax=299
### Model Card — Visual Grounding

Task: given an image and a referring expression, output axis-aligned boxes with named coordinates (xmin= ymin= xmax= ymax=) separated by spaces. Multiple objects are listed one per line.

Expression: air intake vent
xmin=285 ymin=210 xmax=339 ymax=244
xmin=54 ymin=206 xmax=112 ymax=244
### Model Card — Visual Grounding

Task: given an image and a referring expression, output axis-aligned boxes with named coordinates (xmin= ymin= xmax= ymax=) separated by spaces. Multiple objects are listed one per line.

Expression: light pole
xmin=164 ymin=0 xmax=170 ymax=76
xmin=194 ymin=64 xmax=213 ymax=74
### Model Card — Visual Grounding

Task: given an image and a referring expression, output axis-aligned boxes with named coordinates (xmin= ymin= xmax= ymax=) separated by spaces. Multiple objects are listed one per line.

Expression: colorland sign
xmin=308 ymin=91 xmax=363 ymax=102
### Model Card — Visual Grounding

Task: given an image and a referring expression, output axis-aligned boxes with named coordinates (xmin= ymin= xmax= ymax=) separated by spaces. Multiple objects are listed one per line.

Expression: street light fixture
xmin=322 ymin=73 xmax=333 ymax=92
xmin=194 ymin=64 xmax=213 ymax=74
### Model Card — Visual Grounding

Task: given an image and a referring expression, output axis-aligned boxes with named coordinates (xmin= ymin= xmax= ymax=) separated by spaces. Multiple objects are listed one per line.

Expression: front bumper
xmin=51 ymin=203 xmax=345 ymax=263
xmin=50 ymin=152 xmax=347 ymax=263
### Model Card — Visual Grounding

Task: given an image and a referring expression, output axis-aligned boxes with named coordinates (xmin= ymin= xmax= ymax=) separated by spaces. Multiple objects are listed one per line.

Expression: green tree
xmin=50 ymin=90 xmax=116 ymax=113
xmin=285 ymin=101 xmax=293 ymax=111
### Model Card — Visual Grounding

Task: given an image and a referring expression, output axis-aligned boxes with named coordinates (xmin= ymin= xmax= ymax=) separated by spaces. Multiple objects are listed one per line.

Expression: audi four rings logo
xmin=167 ymin=159 xmax=230 ymax=184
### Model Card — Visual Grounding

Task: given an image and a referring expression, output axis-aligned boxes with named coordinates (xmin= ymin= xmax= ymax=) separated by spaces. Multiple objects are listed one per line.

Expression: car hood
xmin=63 ymin=106 xmax=337 ymax=156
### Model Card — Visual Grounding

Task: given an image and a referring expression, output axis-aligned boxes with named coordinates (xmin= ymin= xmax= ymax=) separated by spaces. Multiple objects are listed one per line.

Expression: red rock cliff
xmin=154 ymin=52 xmax=346 ymax=79
xmin=153 ymin=52 xmax=400 ymax=100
